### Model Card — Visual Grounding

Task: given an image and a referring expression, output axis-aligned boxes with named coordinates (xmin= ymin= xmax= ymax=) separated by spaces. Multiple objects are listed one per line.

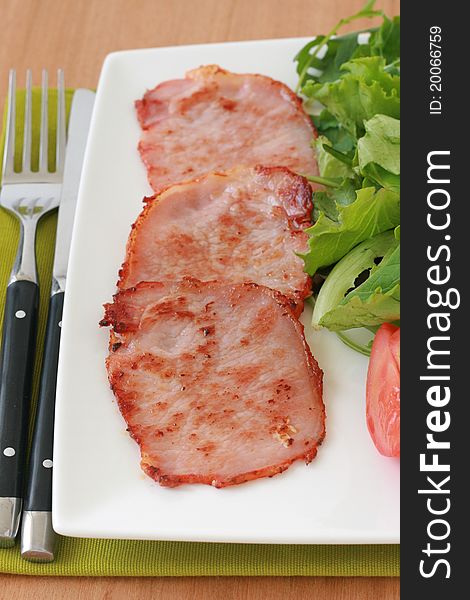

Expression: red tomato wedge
xmin=366 ymin=324 xmax=400 ymax=457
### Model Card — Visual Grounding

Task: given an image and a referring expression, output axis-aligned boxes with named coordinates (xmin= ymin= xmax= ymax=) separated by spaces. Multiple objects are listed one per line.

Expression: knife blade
xmin=20 ymin=89 xmax=95 ymax=562
xmin=52 ymin=89 xmax=96 ymax=295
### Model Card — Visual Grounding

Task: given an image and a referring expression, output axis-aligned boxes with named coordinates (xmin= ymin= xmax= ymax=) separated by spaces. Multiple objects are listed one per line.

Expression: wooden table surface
xmin=0 ymin=0 xmax=399 ymax=597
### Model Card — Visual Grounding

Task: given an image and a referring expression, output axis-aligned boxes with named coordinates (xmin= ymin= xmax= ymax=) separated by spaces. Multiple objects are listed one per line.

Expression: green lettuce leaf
xmin=356 ymin=114 xmax=400 ymax=192
xmin=320 ymin=246 xmax=400 ymax=330
xmin=302 ymin=186 xmax=400 ymax=274
xmin=312 ymin=110 xmax=356 ymax=154
xmin=314 ymin=136 xmax=355 ymax=179
xmin=301 ymin=31 xmax=365 ymax=85
xmin=357 ymin=114 xmax=400 ymax=175
xmin=294 ymin=10 xmax=400 ymax=93
xmin=311 ymin=178 xmax=359 ymax=222
xmin=369 ymin=15 xmax=400 ymax=65
xmin=312 ymin=230 xmax=400 ymax=330
xmin=294 ymin=1 xmax=385 ymax=92
xmin=322 ymin=282 xmax=400 ymax=330
xmin=303 ymin=57 xmax=400 ymax=137
xmin=361 ymin=163 xmax=400 ymax=194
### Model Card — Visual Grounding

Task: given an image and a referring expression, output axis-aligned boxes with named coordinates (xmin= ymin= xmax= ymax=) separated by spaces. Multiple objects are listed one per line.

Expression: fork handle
xmin=0 ymin=280 xmax=38 ymax=498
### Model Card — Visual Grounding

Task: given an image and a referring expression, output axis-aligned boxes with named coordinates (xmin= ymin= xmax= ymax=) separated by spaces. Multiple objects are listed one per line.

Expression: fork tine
xmin=22 ymin=70 xmax=33 ymax=173
xmin=2 ymin=69 xmax=16 ymax=179
xmin=38 ymin=69 xmax=49 ymax=173
xmin=56 ymin=69 xmax=66 ymax=174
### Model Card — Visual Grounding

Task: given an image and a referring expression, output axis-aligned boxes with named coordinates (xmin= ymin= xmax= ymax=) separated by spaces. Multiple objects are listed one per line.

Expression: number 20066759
xmin=429 ymin=26 xmax=442 ymax=114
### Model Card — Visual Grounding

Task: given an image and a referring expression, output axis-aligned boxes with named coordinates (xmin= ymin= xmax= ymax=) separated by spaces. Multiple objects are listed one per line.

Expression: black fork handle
xmin=0 ymin=280 xmax=38 ymax=498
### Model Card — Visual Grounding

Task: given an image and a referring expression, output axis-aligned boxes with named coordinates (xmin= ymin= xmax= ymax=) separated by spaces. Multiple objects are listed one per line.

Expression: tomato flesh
xmin=366 ymin=324 xmax=400 ymax=457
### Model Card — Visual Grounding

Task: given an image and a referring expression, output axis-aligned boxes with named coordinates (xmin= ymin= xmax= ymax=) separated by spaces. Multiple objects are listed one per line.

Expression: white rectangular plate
xmin=53 ymin=38 xmax=400 ymax=543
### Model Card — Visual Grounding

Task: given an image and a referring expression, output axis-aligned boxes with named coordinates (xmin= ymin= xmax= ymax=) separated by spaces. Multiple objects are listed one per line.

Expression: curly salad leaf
xmin=304 ymin=57 xmax=400 ymax=138
xmin=301 ymin=185 xmax=399 ymax=275
xmin=294 ymin=2 xmax=400 ymax=339
xmin=358 ymin=114 xmax=400 ymax=193
xmin=294 ymin=0 xmax=388 ymax=92
xmin=295 ymin=9 xmax=400 ymax=93
xmin=312 ymin=228 xmax=400 ymax=331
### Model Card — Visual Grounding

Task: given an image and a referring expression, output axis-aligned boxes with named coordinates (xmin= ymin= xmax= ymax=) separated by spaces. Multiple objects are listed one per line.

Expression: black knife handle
xmin=24 ymin=291 xmax=64 ymax=511
xmin=0 ymin=280 xmax=38 ymax=498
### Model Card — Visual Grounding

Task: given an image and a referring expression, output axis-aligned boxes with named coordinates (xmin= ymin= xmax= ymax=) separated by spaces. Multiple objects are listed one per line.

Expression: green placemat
xmin=0 ymin=88 xmax=399 ymax=576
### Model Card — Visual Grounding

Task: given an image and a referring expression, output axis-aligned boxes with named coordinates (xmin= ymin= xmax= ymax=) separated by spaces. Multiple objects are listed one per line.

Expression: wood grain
xmin=1 ymin=574 xmax=400 ymax=599
xmin=0 ymin=0 xmax=400 ymax=597
xmin=0 ymin=0 xmax=399 ymax=98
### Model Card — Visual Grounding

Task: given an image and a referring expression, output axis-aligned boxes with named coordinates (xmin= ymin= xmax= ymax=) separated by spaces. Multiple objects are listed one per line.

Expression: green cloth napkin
xmin=0 ymin=88 xmax=399 ymax=576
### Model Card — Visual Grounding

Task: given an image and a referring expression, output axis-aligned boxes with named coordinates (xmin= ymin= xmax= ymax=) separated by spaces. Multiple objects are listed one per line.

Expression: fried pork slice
xmin=102 ymin=279 xmax=325 ymax=488
xmin=118 ymin=166 xmax=312 ymax=316
xmin=136 ymin=65 xmax=318 ymax=192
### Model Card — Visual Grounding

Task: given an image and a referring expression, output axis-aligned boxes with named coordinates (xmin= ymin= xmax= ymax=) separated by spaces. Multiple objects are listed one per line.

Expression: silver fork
xmin=0 ymin=69 xmax=65 ymax=547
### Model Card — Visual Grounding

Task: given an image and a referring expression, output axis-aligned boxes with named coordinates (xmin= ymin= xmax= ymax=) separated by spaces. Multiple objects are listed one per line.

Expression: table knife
xmin=20 ymin=89 xmax=95 ymax=561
